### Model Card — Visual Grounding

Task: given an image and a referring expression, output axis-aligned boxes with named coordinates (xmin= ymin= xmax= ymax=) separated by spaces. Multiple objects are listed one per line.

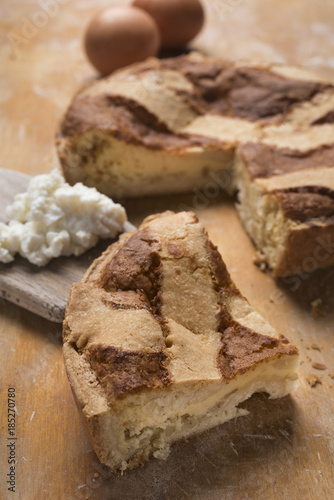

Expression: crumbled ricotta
xmin=0 ymin=170 xmax=127 ymax=266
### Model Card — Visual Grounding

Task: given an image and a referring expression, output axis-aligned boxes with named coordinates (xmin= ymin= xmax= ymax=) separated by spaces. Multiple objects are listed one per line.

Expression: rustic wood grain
xmin=0 ymin=1 xmax=334 ymax=499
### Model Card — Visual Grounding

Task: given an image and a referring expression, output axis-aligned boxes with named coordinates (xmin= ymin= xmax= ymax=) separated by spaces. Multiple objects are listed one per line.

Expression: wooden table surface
xmin=1 ymin=1 xmax=334 ymax=499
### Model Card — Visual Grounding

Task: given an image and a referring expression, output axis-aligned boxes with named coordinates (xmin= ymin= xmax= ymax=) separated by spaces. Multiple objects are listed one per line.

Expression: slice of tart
xmin=63 ymin=211 xmax=299 ymax=472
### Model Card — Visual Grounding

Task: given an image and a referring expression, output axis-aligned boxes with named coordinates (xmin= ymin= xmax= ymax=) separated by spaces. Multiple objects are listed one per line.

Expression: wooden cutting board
xmin=0 ymin=168 xmax=133 ymax=323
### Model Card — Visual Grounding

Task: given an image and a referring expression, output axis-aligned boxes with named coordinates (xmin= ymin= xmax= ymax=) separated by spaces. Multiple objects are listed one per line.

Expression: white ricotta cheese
xmin=0 ymin=170 xmax=127 ymax=266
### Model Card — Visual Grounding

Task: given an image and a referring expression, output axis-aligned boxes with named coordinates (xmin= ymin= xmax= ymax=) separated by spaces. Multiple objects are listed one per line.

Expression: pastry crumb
xmin=305 ymin=374 xmax=322 ymax=387
xmin=311 ymin=362 xmax=327 ymax=371
xmin=311 ymin=343 xmax=321 ymax=351
xmin=310 ymin=298 xmax=325 ymax=318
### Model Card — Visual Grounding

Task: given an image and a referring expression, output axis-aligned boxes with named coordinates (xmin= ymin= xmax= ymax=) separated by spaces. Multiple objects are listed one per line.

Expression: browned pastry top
xmin=88 ymin=345 xmax=171 ymax=400
xmin=63 ymin=211 xmax=298 ymax=401
xmin=59 ymin=54 xmax=332 ymax=151
xmin=239 ymin=142 xmax=334 ymax=180
xmin=160 ymin=58 xmax=329 ymax=120
xmin=312 ymin=110 xmax=334 ymax=125
xmin=274 ymin=187 xmax=334 ymax=222
xmin=60 ymin=94 xmax=223 ymax=152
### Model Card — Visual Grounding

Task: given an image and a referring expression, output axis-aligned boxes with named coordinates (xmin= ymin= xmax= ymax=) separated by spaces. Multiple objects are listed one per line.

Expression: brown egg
xmin=133 ymin=0 xmax=205 ymax=48
xmin=84 ymin=6 xmax=160 ymax=75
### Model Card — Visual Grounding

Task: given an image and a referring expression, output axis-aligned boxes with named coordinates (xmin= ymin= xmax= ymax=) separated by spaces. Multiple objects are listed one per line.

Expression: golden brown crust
xmin=205 ymin=235 xmax=298 ymax=377
xmin=311 ymin=110 xmax=334 ymax=125
xmin=59 ymin=55 xmax=331 ymax=149
xmin=102 ymin=228 xmax=161 ymax=302
xmin=274 ymin=221 xmax=334 ymax=278
xmin=239 ymin=142 xmax=334 ymax=180
xmin=218 ymin=327 xmax=297 ymax=379
xmin=180 ymin=67 xmax=328 ymax=121
xmin=206 ymin=239 xmax=235 ymax=289
xmin=216 ymin=287 xmax=297 ymax=378
xmin=63 ymin=211 xmax=298 ymax=401
xmin=87 ymin=345 xmax=171 ymax=399
xmin=274 ymin=187 xmax=334 ymax=222
xmin=59 ymin=94 xmax=223 ymax=151
xmin=132 ymin=56 xmax=330 ymax=120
